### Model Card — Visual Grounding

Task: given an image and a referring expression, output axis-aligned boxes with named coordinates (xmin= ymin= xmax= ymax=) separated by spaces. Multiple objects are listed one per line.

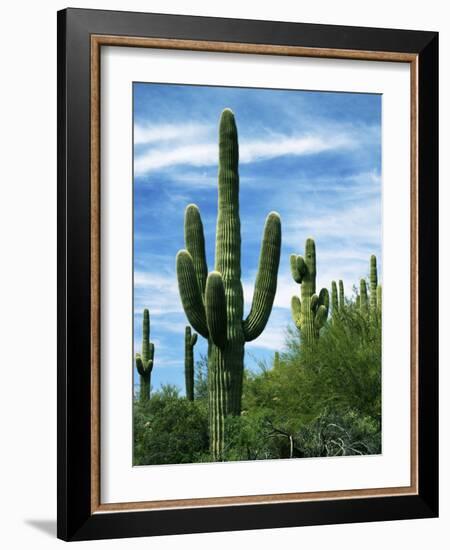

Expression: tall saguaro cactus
xmin=290 ymin=238 xmax=329 ymax=344
xmin=176 ymin=109 xmax=282 ymax=460
xmin=184 ymin=326 xmax=198 ymax=401
xmin=135 ymin=309 xmax=155 ymax=402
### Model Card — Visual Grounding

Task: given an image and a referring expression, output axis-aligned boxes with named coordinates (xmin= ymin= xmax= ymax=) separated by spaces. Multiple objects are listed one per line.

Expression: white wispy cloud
xmin=134 ymin=271 xmax=181 ymax=315
xmin=134 ymin=122 xmax=211 ymax=145
xmin=134 ymin=132 xmax=354 ymax=176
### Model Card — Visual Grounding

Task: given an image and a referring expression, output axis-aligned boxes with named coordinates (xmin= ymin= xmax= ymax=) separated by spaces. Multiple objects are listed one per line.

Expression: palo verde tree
xmin=135 ymin=308 xmax=155 ymax=402
xmin=176 ymin=108 xmax=282 ymax=460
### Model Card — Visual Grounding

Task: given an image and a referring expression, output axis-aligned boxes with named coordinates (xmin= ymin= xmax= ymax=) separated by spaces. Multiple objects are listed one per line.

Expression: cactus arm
xmin=185 ymin=204 xmax=208 ymax=297
xmin=370 ymin=255 xmax=378 ymax=312
xmin=141 ymin=308 xmax=150 ymax=360
xmin=310 ymin=294 xmax=319 ymax=312
xmin=291 ymin=296 xmax=302 ymax=328
xmin=184 ymin=326 xmax=196 ymax=401
xmin=290 ymin=254 xmax=304 ymax=283
xmin=318 ymin=287 xmax=329 ymax=313
xmin=135 ymin=354 xmax=144 ymax=376
xmin=205 ymin=271 xmax=228 ymax=348
xmin=304 ymin=238 xmax=317 ymax=286
xmin=314 ymin=305 xmax=328 ymax=329
xmin=338 ymin=280 xmax=345 ymax=310
xmin=176 ymin=250 xmax=209 ymax=337
xmin=331 ymin=281 xmax=338 ymax=312
xmin=148 ymin=342 xmax=155 ymax=370
xmin=243 ymin=212 xmax=282 ymax=342
xmin=360 ymin=278 xmax=369 ymax=315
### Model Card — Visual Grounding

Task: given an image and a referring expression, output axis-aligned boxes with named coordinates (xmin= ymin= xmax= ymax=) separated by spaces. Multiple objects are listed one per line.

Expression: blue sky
xmin=133 ymin=83 xmax=382 ymax=395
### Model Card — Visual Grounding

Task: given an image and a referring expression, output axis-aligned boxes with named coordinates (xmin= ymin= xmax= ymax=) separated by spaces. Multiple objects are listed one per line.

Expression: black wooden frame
xmin=57 ymin=7 xmax=438 ymax=541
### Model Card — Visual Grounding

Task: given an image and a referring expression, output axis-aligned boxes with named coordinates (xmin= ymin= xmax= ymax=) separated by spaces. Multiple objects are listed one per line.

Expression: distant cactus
xmin=359 ymin=278 xmax=369 ymax=316
xmin=358 ymin=255 xmax=381 ymax=321
xmin=291 ymin=238 xmax=329 ymax=344
xmin=135 ymin=309 xmax=155 ymax=402
xmin=184 ymin=326 xmax=198 ymax=401
xmin=370 ymin=255 xmax=378 ymax=313
xmin=176 ymin=109 xmax=281 ymax=460
xmin=274 ymin=351 xmax=280 ymax=370
xmin=331 ymin=279 xmax=345 ymax=315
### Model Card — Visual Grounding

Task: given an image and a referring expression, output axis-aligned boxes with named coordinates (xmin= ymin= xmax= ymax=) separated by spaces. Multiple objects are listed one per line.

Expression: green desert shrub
xmin=133 ymin=385 xmax=209 ymax=465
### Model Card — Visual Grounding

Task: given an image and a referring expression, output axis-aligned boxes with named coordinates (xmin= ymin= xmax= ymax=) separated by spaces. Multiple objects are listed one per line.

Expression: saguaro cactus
xmin=135 ymin=309 xmax=155 ymax=402
xmin=359 ymin=278 xmax=369 ymax=316
xmin=370 ymin=255 xmax=378 ymax=313
xmin=290 ymin=238 xmax=329 ymax=344
xmin=358 ymin=255 xmax=380 ymax=319
xmin=185 ymin=326 xmax=198 ymax=401
xmin=274 ymin=351 xmax=280 ymax=370
xmin=176 ymin=109 xmax=282 ymax=459
xmin=331 ymin=279 xmax=345 ymax=315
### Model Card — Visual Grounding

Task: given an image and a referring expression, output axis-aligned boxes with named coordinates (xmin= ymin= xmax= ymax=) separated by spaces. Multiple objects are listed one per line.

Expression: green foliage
xmin=176 ymin=109 xmax=281 ymax=459
xmin=134 ymin=296 xmax=381 ymax=464
xmin=133 ymin=385 xmax=209 ymax=465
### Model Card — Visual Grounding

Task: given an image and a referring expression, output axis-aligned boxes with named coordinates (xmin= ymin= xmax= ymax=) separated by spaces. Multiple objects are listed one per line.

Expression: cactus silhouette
xmin=135 ymin=309 xmax=155 ymax=402
xmin=184 ymin=326 xmax=198 ymax=401
xmin=290 ymin=238 xmax=329 ymax=343
xmin=176 ymin=109 xmax=282 ymax=459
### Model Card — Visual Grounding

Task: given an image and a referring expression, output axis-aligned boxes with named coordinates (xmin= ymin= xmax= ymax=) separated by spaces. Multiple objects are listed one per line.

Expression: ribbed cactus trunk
xmin=291 ymin=238 xmax=329 ymax=344
xmin=176 ymin=109 xmax=281 ymax=460
xmin=184 ymin=326 xmax=197 ymax=401
xmin=135 ymin=309 xmax=155 ymax=403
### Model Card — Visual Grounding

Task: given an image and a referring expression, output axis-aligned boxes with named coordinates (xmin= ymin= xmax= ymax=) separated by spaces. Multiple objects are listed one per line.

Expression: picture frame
xmin=57 ymin=7 xmax=438 ymax=541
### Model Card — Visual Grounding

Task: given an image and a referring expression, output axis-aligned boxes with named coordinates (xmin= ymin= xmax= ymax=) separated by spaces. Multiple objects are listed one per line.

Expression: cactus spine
xmin=135 ymin=309 xmax=155 ymax=402
xmin=184 ymin=326 xmax=198 ymax=401
xmin=290 ymin=238 xmax=329 ymax=344
xmin=176 ymin=109 xmax=281 ymax=460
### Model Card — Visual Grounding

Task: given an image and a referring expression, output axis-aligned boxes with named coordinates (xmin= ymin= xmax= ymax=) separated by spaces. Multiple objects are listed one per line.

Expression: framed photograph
xmin=57 ymin=8 xmax=438 ymax=541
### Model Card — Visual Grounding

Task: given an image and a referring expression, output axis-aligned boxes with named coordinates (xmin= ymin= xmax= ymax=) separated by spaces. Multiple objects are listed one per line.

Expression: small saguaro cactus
xmin=358 ymin=255 xmax=381 ymax=319
xmin=176 ymin=108 xmax=282 ymax=460
xmin=274 ymin=351 xmax=280 ymax=370
xmin=290 ymin=238 xmax=329 ymax=344
xmin=184 ymin=326 xmax=198 ymax=401
xmin=359 ymin=278 xmax=369 ymax=316
xmin=135 ymin=309 xmax=155 ymax=402
xmin=370 ymin=255 xmax=378 ymax=313
xmin=331 ymin=279 xmax=345 ymax=315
